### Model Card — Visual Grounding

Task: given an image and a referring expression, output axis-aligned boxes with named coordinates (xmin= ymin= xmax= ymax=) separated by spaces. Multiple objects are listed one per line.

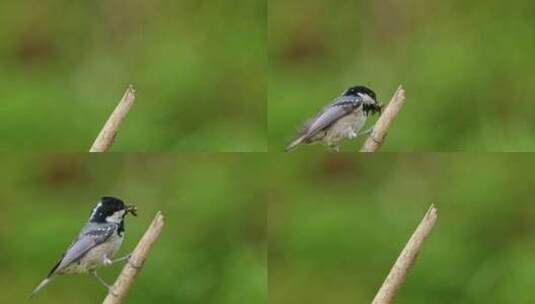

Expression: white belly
xmin=63 ymin=234 xmax=124 ymax=274
xmin=324 ymin=109 xmax=367 ymax=145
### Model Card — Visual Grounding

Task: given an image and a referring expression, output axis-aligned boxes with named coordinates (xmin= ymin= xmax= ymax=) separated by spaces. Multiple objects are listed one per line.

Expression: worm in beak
xmin=126 ymin=205 xmax=138 ymax=216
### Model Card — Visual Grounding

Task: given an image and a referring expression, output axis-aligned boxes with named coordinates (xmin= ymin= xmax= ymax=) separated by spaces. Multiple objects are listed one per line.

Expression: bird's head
xmin=89 ymin=196 xmax=137 ymax=224
xmin=343 ymin=85 xmax=382 ymax=115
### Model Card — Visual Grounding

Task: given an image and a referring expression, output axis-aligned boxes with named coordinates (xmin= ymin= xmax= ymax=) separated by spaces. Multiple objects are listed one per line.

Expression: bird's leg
xmin=111 ymin=253 xmax=132 ymax=264
xmin=92 ymin=271 xmax=112 ymax=289
xmin=358 ymin=126 xmax=374 ymax=137
xmin=93 ymin=271 xmax=120 ymax=297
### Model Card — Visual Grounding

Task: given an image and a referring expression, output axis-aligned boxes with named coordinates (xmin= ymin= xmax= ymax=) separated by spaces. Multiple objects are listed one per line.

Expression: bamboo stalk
xmin=90 ymin=85 xmax=136 ymax=152
xmin=371 ymin=205 xmax=437 ymax=304
xmin=102 ymin=211 xmax=164 ymax=304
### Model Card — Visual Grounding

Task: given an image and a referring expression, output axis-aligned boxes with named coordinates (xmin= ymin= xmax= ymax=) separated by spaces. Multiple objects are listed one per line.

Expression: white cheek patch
xmin=106 ymin=210 xmax=126 ymax=223
xmin=358 ymin=93 xmax=375 ymax=104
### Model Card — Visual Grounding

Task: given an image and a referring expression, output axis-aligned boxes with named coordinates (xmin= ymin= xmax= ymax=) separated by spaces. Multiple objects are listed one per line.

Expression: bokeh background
xmin=269 ymin=154 xmax=535 ymax=303
xmin=0 ymin=0 xmax=266 ymax=151
xmin=0 ymin=154 xmax=266 ymax=303
xmin=269 ymin=0 xmax=535 ymax=151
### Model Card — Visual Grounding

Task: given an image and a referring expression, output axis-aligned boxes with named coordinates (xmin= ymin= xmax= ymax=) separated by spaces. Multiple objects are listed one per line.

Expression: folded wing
xmin=48 ymin=223 xmax=116 ymax=276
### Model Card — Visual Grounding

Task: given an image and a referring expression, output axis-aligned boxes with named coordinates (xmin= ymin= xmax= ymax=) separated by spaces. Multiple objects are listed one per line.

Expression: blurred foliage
xmin=269 ymin=0 xmax=535 ymax=151
xmin=0 ymin=0 xmax=266 ymax=151
xmin=269 ymin=153 xmax=535 ymax=303
xmin=0 ymin=154 xmax=266 ymax=303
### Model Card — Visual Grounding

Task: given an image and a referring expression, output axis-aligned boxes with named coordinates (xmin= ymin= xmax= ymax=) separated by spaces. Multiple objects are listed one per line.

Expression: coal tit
xmin=30 ymin=196 xmax=137 ymax=297
xmin=285 ymin=85 xmax=382 ymax=151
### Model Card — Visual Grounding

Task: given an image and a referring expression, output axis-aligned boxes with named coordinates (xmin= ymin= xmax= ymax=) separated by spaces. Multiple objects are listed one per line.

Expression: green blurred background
xmin=269 ymin=0 xmax=535 ymax=151
xmin=0 ymin=154 xmax=266 ymax=303
xmin=269 ymin=153 xmax=535 ymax=303
xmin=0 ymin=0 xmax=265 ymax=151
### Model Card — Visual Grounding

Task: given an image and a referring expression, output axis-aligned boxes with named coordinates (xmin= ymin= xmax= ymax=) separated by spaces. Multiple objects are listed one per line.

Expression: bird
xmin=285 ymin=85 xmax=382 ymax=151
xmin=30 ymin=196 xmax=137 ymax=297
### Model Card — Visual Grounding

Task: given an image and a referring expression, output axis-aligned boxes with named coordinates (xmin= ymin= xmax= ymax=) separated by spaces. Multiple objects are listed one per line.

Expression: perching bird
xmin=285 ymin=85 xmax=382 ymax=151
xmin=30 ymin=196 xmax=137 ymax=297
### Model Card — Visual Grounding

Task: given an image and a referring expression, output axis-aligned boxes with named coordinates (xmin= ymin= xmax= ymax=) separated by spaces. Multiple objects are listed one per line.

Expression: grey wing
xmin=48 ymin=223 xmax=116 ymax=276
xmin=301 ymin=99 xmax=359 ymax=139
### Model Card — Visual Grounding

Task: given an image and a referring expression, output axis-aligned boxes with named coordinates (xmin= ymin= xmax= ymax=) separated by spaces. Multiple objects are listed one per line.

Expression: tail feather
xmin=285 ymin=136 xmax=306 ymax=152
xmin=30 ymin=278 xmax=51 ymax=299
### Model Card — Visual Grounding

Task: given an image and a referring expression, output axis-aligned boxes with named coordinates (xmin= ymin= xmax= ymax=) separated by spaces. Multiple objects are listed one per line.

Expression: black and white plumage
xmin=285 ymin=85 xmax=382 ymax=151
xmin=30 ymin=196 xmax=137 ymax=297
